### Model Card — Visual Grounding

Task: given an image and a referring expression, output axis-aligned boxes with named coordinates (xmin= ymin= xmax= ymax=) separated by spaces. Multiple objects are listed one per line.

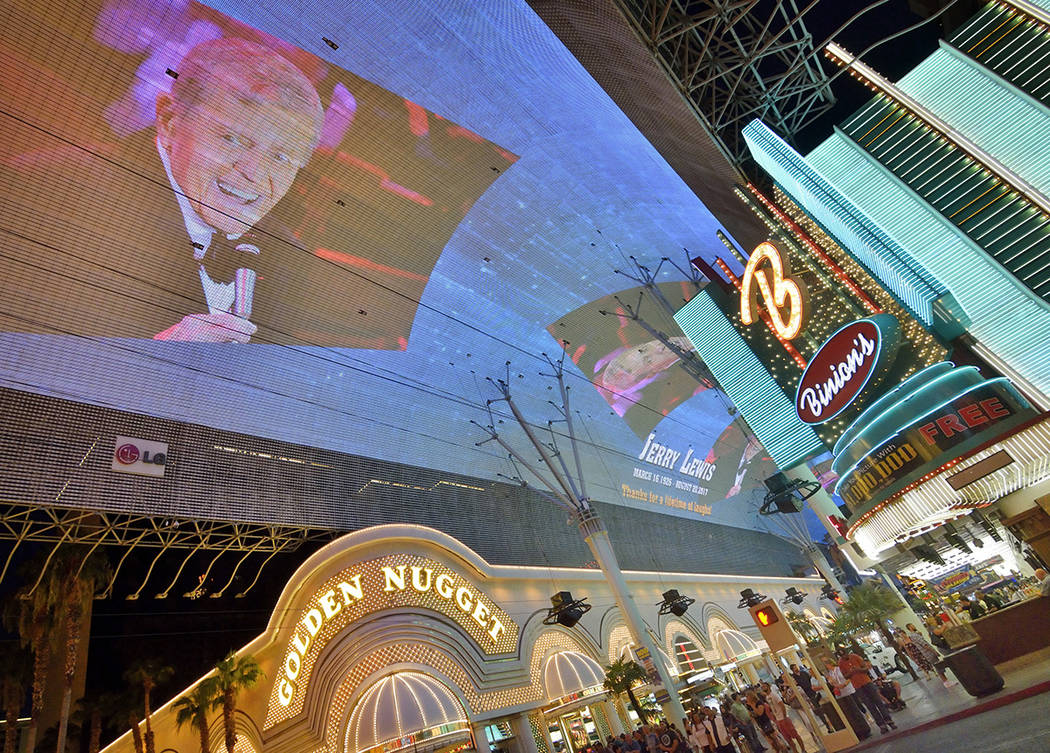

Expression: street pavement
xmin=845 ymin=645 xmax=1050 ymax=751
xmin=857 ymin=693 xmax=1050 ymax=752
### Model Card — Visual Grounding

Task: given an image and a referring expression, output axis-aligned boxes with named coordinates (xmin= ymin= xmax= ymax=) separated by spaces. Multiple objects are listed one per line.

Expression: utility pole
xmin=474 ymin=358 xmax=687 ymax=726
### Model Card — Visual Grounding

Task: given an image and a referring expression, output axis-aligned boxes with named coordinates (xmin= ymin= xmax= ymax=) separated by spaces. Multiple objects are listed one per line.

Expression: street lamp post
xmin=475 ymin=359 xmax=687 ymax=726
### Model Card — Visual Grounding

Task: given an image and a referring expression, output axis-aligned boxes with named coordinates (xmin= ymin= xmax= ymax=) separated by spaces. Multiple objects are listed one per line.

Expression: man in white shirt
xmin=767 ymin=683 xmax=806 ymax=753
xmin=823 ymin=656 xmax=870 ymax=740
xmin=701 ymin=708 xmax=734 ymax=753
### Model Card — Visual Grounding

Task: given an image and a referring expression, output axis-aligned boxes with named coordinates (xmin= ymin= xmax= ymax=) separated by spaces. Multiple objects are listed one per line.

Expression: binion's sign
xmin=740 ymin=242 xmax=808 ymax=340
xmin=796 ymin=316 xmax=899 ymax=424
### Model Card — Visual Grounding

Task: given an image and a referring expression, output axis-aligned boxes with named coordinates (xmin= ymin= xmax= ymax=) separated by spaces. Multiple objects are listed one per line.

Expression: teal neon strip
xmin=833 ymin=362 xmax=955 ymax=456
xmin=831 ymin=366 xmax=982 ymax=473
xmin=743 ymin=120 xmax=947 ymax=325
xmin=674 ymin=292 xmax=825 ymax=468
xmin=833 ymin=376 xmax=1018 ymax=496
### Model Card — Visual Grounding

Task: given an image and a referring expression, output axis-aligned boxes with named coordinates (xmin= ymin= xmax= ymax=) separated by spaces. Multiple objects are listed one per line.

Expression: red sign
xmin=796 ymin=320 xmax=881 ymax=424
xmin=114 ymin=443 xmax=140 ymax=465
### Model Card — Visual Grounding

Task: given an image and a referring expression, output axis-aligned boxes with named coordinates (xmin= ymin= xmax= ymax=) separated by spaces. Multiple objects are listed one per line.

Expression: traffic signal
xmin=755 ymin=605 xmax=779 ymax=627
xmin=748 ymin=599 xmax=796 ymax=652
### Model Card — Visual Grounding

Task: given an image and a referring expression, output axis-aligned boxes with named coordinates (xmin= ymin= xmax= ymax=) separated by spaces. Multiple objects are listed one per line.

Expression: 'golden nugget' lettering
xmin=277 ymin=557 xmax=512 ymax=707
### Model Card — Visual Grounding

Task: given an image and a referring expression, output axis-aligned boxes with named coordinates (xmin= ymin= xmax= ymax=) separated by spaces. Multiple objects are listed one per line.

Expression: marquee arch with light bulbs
xmin=98 ymin=525 xmax=821 ymax=753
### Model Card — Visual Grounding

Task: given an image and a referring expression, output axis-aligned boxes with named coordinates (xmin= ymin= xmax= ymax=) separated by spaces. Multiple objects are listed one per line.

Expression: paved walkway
xmin=845 ymin=646 xmax=1050 ymax=751
xmin=852 ymin=692 xmax=1050 ymax=753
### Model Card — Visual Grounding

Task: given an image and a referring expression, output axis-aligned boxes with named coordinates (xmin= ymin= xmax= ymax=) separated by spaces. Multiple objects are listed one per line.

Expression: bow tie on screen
xmin=201 ymin=232 xmax=261 ymax=284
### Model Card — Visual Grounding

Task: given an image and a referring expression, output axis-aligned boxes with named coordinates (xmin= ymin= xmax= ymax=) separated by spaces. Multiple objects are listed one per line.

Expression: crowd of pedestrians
xmin=574 ymin=676 xmax=821 ymax=753
xmin=574 ymin=643 xmax=915 ymax=753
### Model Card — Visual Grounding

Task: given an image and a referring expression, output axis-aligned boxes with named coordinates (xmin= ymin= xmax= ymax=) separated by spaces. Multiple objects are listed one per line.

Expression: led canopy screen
xmin=0 ymin=0 xmax=774 ymax=529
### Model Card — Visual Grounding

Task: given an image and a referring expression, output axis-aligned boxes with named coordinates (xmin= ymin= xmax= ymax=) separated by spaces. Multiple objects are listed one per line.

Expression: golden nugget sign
xmin=740 ymin=242 xmax=808 ymax=340
xmin=273 ymin=555 xmax=517 ymax=710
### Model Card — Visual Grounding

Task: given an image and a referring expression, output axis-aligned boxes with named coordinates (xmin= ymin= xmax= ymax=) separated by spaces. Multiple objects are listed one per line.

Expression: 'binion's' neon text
xmin=798 ymin=332 xmax=877 ymax=420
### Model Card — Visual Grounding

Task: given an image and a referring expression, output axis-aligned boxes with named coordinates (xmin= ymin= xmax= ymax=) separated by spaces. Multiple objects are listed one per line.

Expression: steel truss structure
xmin=0 ymin=502 xmax=337 ymax=599
xmin=614 ymin=0 xmax=836 ymax=166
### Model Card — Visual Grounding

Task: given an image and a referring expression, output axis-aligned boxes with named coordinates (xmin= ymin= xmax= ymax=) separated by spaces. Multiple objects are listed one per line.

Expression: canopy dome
xmin=542 ymin=650 xmax=606 ymax=700
xmin=713 ymin=629 xmax=761 ymax=662
xmin=346 ymin=672 xmax=469 ymax=753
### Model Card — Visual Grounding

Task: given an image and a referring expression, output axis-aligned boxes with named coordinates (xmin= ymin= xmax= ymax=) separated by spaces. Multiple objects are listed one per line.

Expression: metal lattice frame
xmin=0 ymin=503 xmax=336 ymax=598
xmin=614 ymin=0 xmax=836 ymax=166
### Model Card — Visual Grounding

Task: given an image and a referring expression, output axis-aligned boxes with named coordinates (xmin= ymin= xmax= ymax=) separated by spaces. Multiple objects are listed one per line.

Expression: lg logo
xmin=114 ymin=442 xmax=166 ymax=466
xmin=112 ymin=436 xmax=168 ymax=477
xmin=114 ymin=443 xmax=140 ymax=464
xmin=739 ymin=242 xmax=808 ymax=340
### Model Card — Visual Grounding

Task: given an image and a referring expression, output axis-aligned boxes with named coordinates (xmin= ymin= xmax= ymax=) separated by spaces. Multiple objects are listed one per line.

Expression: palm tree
xmin=34 ymin=719 xmax=80 ymax=753
xmin=10 ymin=578 xmax=56 ymax=753
xmin=212 ymin=653 xmax=262 ymax=753
xmin=602 ymin=658 xmax=649 ymax=724
xmin=77 ymin=692 xmax=122 ymax=753
xmin=174 ymin=680 xmax=218 ymax=753
xmin=840 ymin=582 xmax=919 ymax=680
xmin=116 ymin=682 xmax=147 ymax=753
xmin=124 ymin=661 xmax=174 ymax=753
xmin=0 ymin=642 xmax=30 ymax=753
xmin=785 ymin=611 xmax=820 ymax=645
xmin=827 ymin=611 xmax=858 ymax=645
xmin=127 ymin=707 xmax=145 ymax=753
xmin=51 ymin=548 xmax=112 ymax=753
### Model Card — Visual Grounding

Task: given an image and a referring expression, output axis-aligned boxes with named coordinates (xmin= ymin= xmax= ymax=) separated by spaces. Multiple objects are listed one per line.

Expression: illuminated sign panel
xmin=740 ymin=242 xmax=808 ymax=340
xmin=271 ymin=554 xmax=517 ymax=712
xmin=111 ymin=435 xmax=168 ymax=477
xmin=797 ymin=321 xmax=880 ymax=423
xmin=837 ymin=381 xmax=1031 ymax=510
xmin=795 ymin=316 xmax=899 ymax=424
xmin=0 ymin=0 xmax=780 ymax=530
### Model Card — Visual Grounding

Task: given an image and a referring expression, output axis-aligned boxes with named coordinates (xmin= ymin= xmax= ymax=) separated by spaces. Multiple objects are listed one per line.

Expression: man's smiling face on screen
xmin=156 ymin=39 xmax=323 ymax=235
xmin=158 ymin=87 xmax=316 ymax=235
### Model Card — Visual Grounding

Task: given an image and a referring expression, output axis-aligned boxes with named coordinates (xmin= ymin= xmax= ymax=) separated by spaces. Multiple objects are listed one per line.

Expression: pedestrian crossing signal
xmin=755 ymin=605 xmax=779 ymax=627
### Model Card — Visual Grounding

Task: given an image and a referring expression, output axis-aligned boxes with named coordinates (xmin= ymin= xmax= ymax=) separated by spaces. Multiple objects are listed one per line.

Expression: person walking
xmin=747 ymin=691 xmax=785 ymax=752
xmin=686 ymin=711 xmax=710 ymax=753
xmin=766 ymin=683 xmax=806 ymax=753
xmin=903 ymin=624 xmax=954 ymax=686
xmin=837 ymin=649 xmax=896 ymax=734
xmin=730 ymin=693 xmax=766 ymax=752
xmin=702 ymin=707 xmax=735 ymax=753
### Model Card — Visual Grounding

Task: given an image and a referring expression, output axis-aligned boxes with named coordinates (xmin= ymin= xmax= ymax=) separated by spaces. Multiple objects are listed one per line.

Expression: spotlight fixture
xmin=738 ymin=588 xmax=766 ymax=609
xmin=657 ymin=589 xmax=695 ymax=617
xmin=819 ymin=584 xmax=842 ymax=604
xmin=912 ymin=534 xmax=945 ymax=566
xmin=759 ymin=475 xmax=821 ymax=515
xmin=781 ymin=587 xmax=805 ymax=605
xmin=543 ymin=590 xmax=591 ymax=627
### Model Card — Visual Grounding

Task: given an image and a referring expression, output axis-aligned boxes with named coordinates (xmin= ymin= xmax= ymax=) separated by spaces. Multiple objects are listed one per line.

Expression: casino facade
xmin=98 ymin=525 xmax=824 ymax=753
